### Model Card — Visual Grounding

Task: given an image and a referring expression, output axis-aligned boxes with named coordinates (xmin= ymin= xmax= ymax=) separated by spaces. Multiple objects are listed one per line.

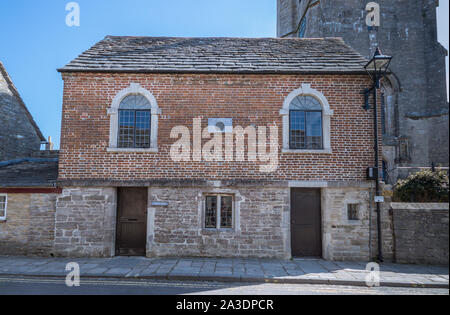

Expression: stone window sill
xmin=201 ymin=228 xmax=235 ymax=235
xmin=107 ymin=147 xmax=158 ymax=153
xmin=346 ymin=220 xmax=363 ymax=226
xmin=282 ymin=148 xmax=333 ymax=154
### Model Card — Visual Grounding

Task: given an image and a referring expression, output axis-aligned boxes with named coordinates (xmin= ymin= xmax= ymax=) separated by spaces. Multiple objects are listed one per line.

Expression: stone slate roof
xmin=0 ymin=62 xmax=46 ymax=142
xmin=0 ymin=158 xmax=58 ymax=188
xmin=58 ymin=36 xmax=368 ymax=74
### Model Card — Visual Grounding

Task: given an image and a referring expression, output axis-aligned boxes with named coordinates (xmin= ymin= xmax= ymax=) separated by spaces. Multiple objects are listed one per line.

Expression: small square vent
xmin=208 ymin=118 xmax=233 ymax=133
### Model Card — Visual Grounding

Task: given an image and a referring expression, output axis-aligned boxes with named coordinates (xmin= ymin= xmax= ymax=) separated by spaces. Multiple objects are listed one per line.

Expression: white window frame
xmin=0 ymin=194 xmax=7 ymax=221
xmin=107 ymin=83 xmax=161 ymax=153
xmin=203 ymin=194 xmax=235 ymax=230
xmin=280 ymin=83 xmax=334 ymax=154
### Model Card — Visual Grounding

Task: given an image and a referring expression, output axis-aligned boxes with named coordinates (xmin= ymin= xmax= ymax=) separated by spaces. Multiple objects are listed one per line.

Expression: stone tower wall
xmin=277 ymin=0 xmax=449 ymax=181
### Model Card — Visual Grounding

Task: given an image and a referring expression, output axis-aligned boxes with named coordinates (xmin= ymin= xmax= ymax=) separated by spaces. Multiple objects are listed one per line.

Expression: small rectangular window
xmin=347 ymin=204 xmax=359 ymax=221
xmin=0 ymin=195 xmax=7 ymax=221
xmin=204 ymin=195 xmax=234 ymax=230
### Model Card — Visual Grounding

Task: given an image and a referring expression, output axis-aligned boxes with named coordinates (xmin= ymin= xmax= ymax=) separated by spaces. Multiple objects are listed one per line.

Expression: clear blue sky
xmin=0 ymin=0 xmax=448 ymax=149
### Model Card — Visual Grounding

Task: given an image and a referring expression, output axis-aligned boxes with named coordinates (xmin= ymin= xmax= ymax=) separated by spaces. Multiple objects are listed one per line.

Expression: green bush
xmin=393 ymin=170 xmax=449 ymax=203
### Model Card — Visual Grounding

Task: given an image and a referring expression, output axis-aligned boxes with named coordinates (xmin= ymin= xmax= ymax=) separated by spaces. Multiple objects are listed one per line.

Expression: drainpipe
xmin=365 ymin=48 xmax=392 ymax=262
xmin=373 ymin=86 xmax=384 ymax=263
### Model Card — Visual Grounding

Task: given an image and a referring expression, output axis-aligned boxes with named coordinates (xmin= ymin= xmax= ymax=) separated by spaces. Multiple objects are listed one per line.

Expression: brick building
xmin=52 ymin=36 xmax=390 ymax=260
xmin=277 ymin=0 xmax=449 ymax=183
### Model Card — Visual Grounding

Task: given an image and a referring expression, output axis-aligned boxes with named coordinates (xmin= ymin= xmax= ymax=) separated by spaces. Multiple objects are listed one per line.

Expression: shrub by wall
xmin=393 ymin=170 xmax=449 ymax=203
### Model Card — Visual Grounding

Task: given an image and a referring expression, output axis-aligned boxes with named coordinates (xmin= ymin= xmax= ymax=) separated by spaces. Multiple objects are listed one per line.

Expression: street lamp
xmin=364 ymin=47 xmax=392 ymax=263
xmin=365 ymin=48 xmax=393 ymax=88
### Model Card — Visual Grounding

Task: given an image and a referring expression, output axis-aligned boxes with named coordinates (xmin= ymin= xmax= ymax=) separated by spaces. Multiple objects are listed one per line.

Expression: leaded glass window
xmin=289 ymin=95 xmax=323 ymax=150
xmin=381 ymin=92 xmax=386 ymax=135
xmin=220 ymin=196 xmax=233 ymax=229
xmin=120 ymin=95 xmax=151 ymax=110
xmin=205 ymin=196 xmax=217 ymax=229
xmin=205 ymin=195 xmax=234 ymax=230
xmin=118 ymin=94 xmax=151 ymax=148
xmin=0 ymin=195 xmax=6 ymax=220
xmin=347 ymin=204 xmax=359 ymax=221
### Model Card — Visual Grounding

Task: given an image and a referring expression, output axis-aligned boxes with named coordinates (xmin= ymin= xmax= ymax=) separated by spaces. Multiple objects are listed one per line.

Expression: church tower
xmin=277 ymin=0 xmax=449 ymax=182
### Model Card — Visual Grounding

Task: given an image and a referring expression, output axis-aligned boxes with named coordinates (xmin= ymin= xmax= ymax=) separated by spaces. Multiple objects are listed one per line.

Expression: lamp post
xmin=364 ymin=48 xmax=392 ymax=262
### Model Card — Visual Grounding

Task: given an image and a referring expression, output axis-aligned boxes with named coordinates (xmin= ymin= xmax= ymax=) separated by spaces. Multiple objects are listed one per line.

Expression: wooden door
xmin=116 ymin=188 xmax=148 ymax=256
xmin=291 ymin=188 xmax=322 ymax=257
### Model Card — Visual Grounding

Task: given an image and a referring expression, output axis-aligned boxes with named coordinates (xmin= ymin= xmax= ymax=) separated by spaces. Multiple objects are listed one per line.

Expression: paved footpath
xmin=0 ymin=256 xmax=448 ymax=289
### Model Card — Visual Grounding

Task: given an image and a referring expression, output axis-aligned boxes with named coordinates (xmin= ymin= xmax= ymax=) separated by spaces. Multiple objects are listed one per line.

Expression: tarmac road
xmin=0 ymin=276 xmax=448 ymax=295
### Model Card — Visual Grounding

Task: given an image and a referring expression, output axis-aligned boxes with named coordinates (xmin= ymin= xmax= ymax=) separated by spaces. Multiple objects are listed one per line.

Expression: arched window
xmin=107 ymin=83 xmax=161 ymax=152
xmin=118 ymin=95 xmax=152 ymax=148
xmin=280 ymin=84 xmax=333 ymax=153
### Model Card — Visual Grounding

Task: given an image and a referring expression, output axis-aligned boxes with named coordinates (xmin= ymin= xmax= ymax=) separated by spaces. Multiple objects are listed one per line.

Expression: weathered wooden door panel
xmin=291 ymin=188 xmax=322 ymax=257
xmin=116 ymin=187 xmax=148 ymax=256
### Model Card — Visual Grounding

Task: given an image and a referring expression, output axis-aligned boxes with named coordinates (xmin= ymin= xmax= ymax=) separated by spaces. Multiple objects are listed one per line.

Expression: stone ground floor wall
xmin=391 ymin=203 xmax=449 ymax=265
xmin=53 ymin=188 xmax=116 ymax=258
xmin=321 ymin=184 xmax=395 ymax=262
xmin=6 ymin=187 xmax=446 ymax=264
xmin=52 ymin=184 xmax=384 ymax=261
xmin=147 ymin=186 xmax=290 ymax=259
xmin=322 ymin=187 xmax=372 ymax=261
xmin=0 ymin=193 xmax=58 ymax=256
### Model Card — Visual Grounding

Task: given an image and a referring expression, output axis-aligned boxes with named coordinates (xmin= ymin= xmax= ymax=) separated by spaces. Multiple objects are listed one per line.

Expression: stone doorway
xmin=290 ymin=188 xmax=322 ymax=257
xmin=115 ymin=187 xmax=148 ymax=256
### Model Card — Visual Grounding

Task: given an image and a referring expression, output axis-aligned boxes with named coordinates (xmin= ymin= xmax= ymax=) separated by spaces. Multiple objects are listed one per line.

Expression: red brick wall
xmin=59 ymin=73 xmax=376 ymax=182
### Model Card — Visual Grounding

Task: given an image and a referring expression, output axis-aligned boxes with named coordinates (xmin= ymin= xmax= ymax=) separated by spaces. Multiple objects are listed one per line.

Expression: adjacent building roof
xmin=0 ymin=62 xmax=45 ymax=142
xmin=58 ymin=36 xmax=368 ymax=74
xmin=0 ymin=158 xmax=58 ymax=188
